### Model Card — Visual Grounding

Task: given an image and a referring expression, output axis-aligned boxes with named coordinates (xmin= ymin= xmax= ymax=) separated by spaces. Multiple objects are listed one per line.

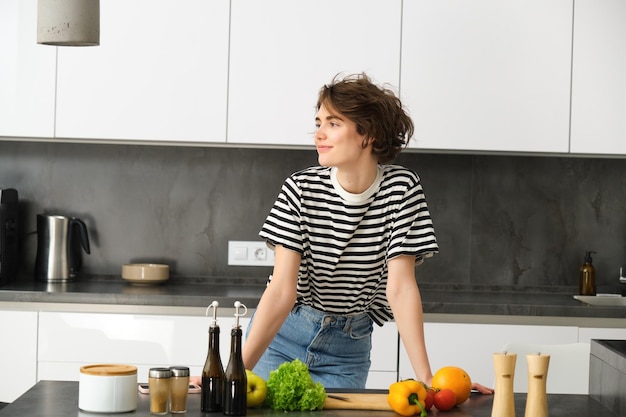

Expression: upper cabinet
xmin=3 ymin=1 xmax=626 ymax=156
xmin=227 ymin=0 xmax=402 ymax=146
xmin=55 ymin=0 xmax=230 ymax=143
xmin=400 ymin=0 xmax=573 ymax=153
xmin=570 ymin=0 xmax=626 ymax=155
xmin=0 ymin=0 xmax=56 ymax=138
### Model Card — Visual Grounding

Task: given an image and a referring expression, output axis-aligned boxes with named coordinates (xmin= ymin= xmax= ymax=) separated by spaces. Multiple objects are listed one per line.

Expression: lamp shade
xmin=37 ymin=0 xmax=100 ymax=46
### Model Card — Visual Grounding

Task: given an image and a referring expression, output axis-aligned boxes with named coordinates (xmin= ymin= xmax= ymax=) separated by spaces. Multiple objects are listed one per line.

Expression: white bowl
xmin=122 ymin=263 xmax=169 ymax=285
xmin=79 ymin=364 xmax=137 ymax=413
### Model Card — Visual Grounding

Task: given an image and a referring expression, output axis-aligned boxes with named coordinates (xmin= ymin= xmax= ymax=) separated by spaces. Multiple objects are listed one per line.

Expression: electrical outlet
xmin=228 ymin=241 xmax=274 ymax=266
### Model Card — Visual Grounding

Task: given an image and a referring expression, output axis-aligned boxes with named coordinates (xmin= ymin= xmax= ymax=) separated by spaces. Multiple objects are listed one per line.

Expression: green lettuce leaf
xmin=265 ymin=359 xmax=327 ymax=411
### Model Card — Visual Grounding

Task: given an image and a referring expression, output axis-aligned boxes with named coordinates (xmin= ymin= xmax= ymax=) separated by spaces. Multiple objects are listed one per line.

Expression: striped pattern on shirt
xmin=259 ymin=164 xmax=438 ymax=325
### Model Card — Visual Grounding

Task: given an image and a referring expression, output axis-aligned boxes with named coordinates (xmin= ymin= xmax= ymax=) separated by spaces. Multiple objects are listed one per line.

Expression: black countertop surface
xmin=0 ymin=381 xmax=618 ymax=417
xmin=0 ymin=275 xmax=625 ymax=320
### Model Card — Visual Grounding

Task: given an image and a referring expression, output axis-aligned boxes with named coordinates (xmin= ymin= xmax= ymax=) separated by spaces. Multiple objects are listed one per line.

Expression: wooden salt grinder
xmin=492 ymin=352 xmax=517 ymax=417
xmin=524 ymin=353 xmax=550 ymax=417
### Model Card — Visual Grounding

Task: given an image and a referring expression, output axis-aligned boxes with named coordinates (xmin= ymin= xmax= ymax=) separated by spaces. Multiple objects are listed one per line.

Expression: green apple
xmin=246 ymin=369 xmax=267 ymax=408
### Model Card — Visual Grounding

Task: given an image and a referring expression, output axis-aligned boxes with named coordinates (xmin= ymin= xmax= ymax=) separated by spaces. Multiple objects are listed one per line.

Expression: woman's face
xmin=314 ymin=103 xmax=369 ymax=169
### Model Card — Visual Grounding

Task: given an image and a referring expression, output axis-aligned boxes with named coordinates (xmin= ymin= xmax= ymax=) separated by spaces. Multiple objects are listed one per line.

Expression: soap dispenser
xmin=579 ymin=251 xmax=597 ymax=296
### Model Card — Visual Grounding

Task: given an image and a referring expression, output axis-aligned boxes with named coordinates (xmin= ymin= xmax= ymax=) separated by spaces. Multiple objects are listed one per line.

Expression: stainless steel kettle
xmin=35 ymin=214 xmax=91 ymax=282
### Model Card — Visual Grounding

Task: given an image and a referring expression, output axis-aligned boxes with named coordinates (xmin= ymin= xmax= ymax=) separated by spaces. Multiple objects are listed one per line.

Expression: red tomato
xmin=434 ymin=388 xmax=457 ymax=411
xmin=424 ymin=389 xmax=435 ymax=411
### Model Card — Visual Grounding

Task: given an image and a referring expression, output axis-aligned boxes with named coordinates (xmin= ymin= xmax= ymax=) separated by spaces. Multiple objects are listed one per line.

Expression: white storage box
xmin=79 ymin=364 xmax=138 ymax=413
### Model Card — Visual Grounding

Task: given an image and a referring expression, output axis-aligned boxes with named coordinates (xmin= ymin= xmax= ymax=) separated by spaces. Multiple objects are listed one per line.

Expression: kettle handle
xmin=70 ymin=218 xmax=91 ymax=254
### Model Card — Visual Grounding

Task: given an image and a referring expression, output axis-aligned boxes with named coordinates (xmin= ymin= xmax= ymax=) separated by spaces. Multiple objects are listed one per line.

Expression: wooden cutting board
xmin=324 ymin=393 xmax=392 ymax=411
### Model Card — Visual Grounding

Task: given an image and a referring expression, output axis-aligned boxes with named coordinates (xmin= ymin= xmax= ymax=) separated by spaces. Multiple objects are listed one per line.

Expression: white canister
xmin=79 ymin=364 xmax=138 ymax=413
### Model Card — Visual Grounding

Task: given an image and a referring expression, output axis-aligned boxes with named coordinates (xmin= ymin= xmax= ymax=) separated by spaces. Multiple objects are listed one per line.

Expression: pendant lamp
xmin=37 ymin=0 xmax=100 ymax=46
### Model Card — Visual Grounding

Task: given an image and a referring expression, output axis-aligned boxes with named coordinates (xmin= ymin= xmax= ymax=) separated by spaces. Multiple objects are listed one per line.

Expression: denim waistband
xmin=292 ymin=303 xmax=371 ymax=327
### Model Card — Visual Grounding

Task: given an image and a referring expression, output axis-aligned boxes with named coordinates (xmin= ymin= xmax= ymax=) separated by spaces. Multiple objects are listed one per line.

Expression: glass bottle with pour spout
xmin=201 ymin=301 xmax=225 ymax=413
xmin=223 ymin=301 xmax=248 ymax=416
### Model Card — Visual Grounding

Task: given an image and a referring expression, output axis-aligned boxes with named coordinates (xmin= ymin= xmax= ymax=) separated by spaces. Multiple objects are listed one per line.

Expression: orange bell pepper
xmin=387 ymin=379 xmax=427 ymax=417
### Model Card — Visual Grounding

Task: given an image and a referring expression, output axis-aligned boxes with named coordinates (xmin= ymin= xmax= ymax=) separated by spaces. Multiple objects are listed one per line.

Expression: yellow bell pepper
xmin=387 ymin=379 xmax=427 ymax=417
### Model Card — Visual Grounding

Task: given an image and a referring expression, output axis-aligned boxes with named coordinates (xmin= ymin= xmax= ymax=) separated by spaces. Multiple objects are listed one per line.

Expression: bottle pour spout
xmin=233 ymin=301 xmax=247 ymax=328
xmin=206 ymin=301 xmax=219 ymax=327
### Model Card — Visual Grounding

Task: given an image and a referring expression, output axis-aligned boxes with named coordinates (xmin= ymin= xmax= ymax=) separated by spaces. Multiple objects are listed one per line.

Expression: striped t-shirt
xmin=259 ymin=164 xmax=438 ymax=325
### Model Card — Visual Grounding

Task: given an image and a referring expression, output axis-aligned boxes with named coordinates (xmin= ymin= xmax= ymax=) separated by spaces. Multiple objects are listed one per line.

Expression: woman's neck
xmin=334 ymin=162 xmax=379 ymax=194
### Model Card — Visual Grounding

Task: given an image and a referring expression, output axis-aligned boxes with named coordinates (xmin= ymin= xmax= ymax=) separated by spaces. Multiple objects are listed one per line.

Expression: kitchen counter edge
xmin=0 ymin=277 xmax=624 ymax=327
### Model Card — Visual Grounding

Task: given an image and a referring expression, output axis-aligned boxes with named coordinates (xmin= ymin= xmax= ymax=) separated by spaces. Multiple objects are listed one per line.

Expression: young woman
xmin=242 ymin=73 xmax=491 ymax=393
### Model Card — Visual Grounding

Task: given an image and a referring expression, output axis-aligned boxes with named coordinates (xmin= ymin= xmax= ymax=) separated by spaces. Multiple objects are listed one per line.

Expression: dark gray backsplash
xmin=1 ymin=140 xmax=625 ymax=290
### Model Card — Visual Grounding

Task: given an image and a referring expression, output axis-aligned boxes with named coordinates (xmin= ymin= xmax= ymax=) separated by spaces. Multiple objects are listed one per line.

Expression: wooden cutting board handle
xmin=324 ymin=393 xmax=392 ymax=411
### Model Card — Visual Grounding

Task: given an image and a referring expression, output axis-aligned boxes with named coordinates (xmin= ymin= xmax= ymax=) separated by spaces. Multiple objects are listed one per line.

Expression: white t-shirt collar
xmin=330 ymin=165 xmax=384 ymax=203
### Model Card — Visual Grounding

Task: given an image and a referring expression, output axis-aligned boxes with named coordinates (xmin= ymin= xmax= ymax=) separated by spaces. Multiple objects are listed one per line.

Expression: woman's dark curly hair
xmin=316 ymin=73 xmax=414 ymax=164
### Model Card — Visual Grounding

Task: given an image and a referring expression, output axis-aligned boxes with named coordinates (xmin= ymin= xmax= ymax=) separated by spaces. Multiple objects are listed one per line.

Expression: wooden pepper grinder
xmin=491 ymin=352 xmax=517 ymax=417
xmin=524 ymin=353 xmax=550 ymax=417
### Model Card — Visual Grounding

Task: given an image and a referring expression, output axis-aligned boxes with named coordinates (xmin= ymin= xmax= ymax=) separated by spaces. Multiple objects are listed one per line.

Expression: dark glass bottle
xmin=201 ymin=303 xmax=224 ymax=413
xmin=223 ymin=325 xmax=247 ymax=416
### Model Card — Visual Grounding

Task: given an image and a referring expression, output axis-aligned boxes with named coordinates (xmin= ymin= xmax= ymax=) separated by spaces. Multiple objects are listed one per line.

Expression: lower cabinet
xmin=38 ymin=312 xmax=248 ymax=383
xmin=399 ymin=322 xmax=580 ymax=393
xmin=0 ymin=311 xmax=38 ymax=402
xmin=367 ymin=321 xmax=399 ymax=389
xmin=1 ymin=308 xmax=622 ymax=402
xmin=578 ymin=327 xmax=626 ymax=344
xmin=37 ymin=312 xmax=397 ymax=389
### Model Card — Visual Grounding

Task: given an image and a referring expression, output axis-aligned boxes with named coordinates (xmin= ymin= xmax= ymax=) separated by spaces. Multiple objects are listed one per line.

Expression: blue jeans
xmin=247 ymin=304 xmax=373 ymax=388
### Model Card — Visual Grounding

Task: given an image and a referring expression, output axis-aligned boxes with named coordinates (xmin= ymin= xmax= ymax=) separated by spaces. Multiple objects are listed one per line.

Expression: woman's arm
xmin=387 ymin=255 xmax=494 ymax=394
xmin=242 ymin=244 xmax=301 ymax=370
xmin=386 ymin=255 xmax=433 ymax=385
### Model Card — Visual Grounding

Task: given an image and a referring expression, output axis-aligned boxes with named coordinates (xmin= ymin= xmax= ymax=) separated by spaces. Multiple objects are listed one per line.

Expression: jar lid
xmin=80 ymin=364 xmax=137 ymax=376
xmin=149 ymin=367 xmax=172 ymax=378
xmin=169 ymin=366 xmax=190 ymax=377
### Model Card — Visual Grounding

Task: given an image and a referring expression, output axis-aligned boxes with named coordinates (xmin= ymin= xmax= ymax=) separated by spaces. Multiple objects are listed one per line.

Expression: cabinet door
xmin=38 ymin=312 xmax=249 ymax=382
xmin=400 ymin=0 xmax=572 ymax=153
xmin=0 ymin=0 xmax=56 ymax=138
xmin=399 ymin=322 xmax=578 ymax=391
xmin=55 ymin=0 xmax=229 ymax=143
xmin=0 ymin=311 xmax=38 ymax=402
xmin=367 ymin=321 xmax=398 ymax=389
xmin=227 ymin=0 xmax=401 ymax=146
xmin=570 ymin=0 xmax=626 ymax=155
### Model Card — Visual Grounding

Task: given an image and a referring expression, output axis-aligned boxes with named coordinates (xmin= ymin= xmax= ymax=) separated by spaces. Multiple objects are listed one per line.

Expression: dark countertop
xmin=0 ymin=381 xmax=618 ymax=417
xmin=0 ymin=275 xmax=625 ymax=320
xmin=0 ymin=276 xmax=268 ymax=311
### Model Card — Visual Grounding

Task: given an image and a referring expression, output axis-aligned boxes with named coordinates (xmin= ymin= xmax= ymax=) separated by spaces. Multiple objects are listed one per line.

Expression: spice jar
xmin=148 ymin=367 xmax=171 ymax=415
xmin=169 ymin=366 xmax=190 ymax=413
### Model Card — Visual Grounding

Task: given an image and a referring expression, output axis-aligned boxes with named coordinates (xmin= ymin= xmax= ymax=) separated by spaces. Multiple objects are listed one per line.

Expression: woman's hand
xmin=190 ymin=376 xmax=202 ymax=386
xmin=472 ymin=382 xmax=494 ymax=394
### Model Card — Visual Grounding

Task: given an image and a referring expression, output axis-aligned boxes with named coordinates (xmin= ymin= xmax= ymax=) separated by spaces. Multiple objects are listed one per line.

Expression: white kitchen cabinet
xmin=227 ymin=0 xmax=402 ymax=146
xmin=398 ymin=322 xmax=578 ymax=392
xmin=578 ymin=327 xmax=626 ymax=344
xmin=0 ymin=311 xmax=38 ymax=402
xmin=400 ymin=0 xmax=572 ymax=153
xmin=55 ymin=0 xmax=229 ymax=143
xmin=38 ymin=312 xmax=249 ymax=382
xmin=38 ymin=311 xmax=396 ymax=389
xmin=0 ymin=0 xmax=56 ymax=138
xmin=367 ymin=321 xmax=399 ymax=389
xmin=570 ymin=0 xmax=626 ymax=155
